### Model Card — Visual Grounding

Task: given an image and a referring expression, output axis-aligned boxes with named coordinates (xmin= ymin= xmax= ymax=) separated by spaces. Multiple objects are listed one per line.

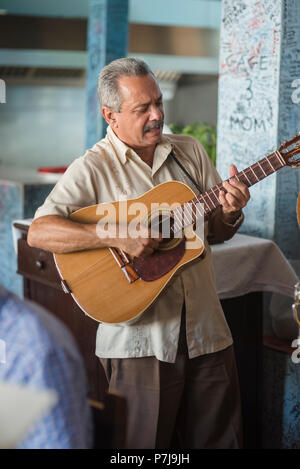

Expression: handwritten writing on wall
xmin=217 ymin=0 xmax=300 ymax=258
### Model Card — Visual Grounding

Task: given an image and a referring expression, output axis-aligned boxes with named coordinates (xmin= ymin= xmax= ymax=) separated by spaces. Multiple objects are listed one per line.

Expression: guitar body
xmin=54 ymin=181 xmax=204 ymax=324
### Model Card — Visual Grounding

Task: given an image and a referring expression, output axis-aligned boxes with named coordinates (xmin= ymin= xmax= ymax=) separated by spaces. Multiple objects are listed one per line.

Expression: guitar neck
xmin=172 ymin=149 xmax=286 ymax=231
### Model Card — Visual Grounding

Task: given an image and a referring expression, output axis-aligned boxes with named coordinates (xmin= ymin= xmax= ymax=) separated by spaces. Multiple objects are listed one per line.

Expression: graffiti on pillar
xmin=217 ymin=0 xmax=282 ymax=241
xmin=218 ymin=0 xmax=300 ymax=258
xmin=86 ymin=0 xmax=129 ymax=149
xmin=86 ymin=0 xmax=107 ymax=149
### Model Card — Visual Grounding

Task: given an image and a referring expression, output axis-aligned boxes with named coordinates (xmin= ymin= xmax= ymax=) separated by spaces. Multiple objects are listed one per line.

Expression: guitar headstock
xmin=279 ymin=134 xmax=300 ymax=167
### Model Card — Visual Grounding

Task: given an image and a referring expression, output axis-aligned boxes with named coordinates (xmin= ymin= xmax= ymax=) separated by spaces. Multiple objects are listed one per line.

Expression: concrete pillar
xmin=217 ymin=0 xmax=300 ymax=259
xmin=86 ymin=0 xmax=129 ymax=148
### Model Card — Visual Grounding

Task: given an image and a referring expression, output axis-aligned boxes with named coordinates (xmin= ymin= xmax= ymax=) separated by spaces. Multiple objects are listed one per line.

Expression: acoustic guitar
xmin=54 ymin=135 xmax=300 ymax=324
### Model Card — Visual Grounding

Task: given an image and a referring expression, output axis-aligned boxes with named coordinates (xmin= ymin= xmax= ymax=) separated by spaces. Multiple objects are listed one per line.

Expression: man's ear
xmin=102 ymin=106 xmax=118 ymax=128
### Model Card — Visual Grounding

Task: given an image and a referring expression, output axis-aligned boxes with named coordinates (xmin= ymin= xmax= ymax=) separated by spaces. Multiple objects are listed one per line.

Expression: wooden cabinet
xmin=18 ymin=238 xmax=61 ymax=289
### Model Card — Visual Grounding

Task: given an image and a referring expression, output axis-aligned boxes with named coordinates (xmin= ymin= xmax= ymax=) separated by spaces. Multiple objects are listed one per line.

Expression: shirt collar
xmin=106 ymin=126 xmax=131 ymax=165
xmin=106 ymin=125 xmax=173 ymax=172
xmin=151 ymin=136 xmax=173 ymax=176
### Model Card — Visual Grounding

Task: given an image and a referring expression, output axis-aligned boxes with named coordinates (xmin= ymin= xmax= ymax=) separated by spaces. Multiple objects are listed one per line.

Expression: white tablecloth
xmin=211 ymin=234 xmax=298 ymax=299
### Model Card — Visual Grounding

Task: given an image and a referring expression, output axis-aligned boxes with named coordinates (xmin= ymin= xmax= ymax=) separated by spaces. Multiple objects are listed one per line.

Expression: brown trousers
xmin=99 ymin=344 xmax=243 ymax=449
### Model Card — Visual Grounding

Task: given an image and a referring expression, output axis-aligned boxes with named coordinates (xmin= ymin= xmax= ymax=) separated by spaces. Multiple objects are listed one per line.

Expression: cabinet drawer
xmin=17 ymin=239 xmax=62 ymax=289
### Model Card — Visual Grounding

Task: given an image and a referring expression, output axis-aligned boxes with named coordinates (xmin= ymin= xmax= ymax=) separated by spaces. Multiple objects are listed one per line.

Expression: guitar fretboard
xmin=171 ymin=150 xmax=286 ymax=233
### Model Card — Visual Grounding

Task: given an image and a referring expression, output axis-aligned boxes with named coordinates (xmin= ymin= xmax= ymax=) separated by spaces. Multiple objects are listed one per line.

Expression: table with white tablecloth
xmin=211 ymin=233 xmax=298 ymax=300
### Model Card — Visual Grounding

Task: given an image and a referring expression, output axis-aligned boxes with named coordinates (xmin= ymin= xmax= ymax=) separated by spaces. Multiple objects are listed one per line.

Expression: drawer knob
xmin=35 ymin=260 xmax=44 ymax=270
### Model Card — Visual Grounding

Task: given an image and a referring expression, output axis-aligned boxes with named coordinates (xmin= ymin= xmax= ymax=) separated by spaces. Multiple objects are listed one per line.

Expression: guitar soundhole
xmin=148 ymin=212 xmax=183 ymax=251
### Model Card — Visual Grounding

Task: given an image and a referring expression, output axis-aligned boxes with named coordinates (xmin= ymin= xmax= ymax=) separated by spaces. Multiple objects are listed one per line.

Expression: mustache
xmin=143 ymin=120 xmax=164 ymax=134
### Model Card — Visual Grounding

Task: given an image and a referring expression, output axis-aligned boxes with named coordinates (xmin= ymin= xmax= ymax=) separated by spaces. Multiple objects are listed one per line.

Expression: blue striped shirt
xmin=0 ymin=285 xmax=93 ymax=449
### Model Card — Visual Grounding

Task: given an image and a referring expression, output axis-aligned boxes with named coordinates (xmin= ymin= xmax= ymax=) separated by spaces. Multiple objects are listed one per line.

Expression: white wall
xmin=0 ymin=86 xmax=86 ymax=169
xmin=168 ymin=78 xmax=218 ymax=127
xmin=0 ymin=79 xmax=218 ymax=169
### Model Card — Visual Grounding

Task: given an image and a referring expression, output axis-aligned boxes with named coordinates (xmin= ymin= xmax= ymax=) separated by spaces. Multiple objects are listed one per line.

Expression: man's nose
xmin=149 ymin=104 xmax=164 ymax=120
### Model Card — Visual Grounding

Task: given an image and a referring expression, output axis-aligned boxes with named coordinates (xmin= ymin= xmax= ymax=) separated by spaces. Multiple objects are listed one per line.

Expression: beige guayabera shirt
xmin=35 ymin=126 xmax=233 ymax=362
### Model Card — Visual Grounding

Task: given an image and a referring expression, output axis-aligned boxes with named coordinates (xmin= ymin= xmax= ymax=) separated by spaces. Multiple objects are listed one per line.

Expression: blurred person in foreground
xmin=0 ymin=284 xmax=92 ymax=449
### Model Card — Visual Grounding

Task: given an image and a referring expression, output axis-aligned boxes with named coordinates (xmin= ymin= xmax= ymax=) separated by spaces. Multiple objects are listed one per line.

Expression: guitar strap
xmin=168 ymin=152 xmax=203 ymax=347
xmin=169 ymin=150 xmax=215 ymax=248
xmin=169 ymin=150 xmax=203 ymax=194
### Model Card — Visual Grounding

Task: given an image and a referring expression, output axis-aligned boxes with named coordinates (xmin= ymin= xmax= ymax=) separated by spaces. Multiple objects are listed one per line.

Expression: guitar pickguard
xmin=133 ymin=237 xmax=186 ymax=281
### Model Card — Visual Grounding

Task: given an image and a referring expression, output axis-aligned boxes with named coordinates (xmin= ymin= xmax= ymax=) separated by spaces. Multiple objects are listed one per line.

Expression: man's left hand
xmin=218 ymin=164 xmax=250 ymax=224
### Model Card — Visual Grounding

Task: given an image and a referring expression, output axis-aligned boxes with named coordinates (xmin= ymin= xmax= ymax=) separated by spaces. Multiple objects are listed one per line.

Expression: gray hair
xmin=98 ymin=57 xmax=155 ymax=112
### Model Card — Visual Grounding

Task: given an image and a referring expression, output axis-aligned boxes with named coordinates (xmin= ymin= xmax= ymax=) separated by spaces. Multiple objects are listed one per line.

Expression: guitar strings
xmin=110 ymin=150 xmax=286 ymax=238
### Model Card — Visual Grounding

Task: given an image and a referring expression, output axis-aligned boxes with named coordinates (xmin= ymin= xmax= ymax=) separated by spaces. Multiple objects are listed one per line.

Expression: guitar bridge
xmin=109 ymin=248 xmax=140 ymax=284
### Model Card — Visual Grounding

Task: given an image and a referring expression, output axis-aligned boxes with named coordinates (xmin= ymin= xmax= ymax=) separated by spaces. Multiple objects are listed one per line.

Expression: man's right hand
xmin=113 ymin=224 xmax=162 ymax=258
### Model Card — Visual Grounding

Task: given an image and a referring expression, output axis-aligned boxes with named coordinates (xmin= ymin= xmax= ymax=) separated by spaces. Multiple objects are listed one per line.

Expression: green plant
xmin=169 ymin=122 xmax=217 ymax=166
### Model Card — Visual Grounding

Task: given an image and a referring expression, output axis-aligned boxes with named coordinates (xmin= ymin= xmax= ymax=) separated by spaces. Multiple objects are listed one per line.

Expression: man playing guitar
xmin=28 ymin=57 xmax=250 ymax=449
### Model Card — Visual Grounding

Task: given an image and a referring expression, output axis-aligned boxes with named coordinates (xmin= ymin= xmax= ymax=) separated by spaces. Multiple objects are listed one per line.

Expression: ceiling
xmin=0 ymin=0 xmax=221 ymax=83
xmin=0 ymin=0 xmax=222 ymax=28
